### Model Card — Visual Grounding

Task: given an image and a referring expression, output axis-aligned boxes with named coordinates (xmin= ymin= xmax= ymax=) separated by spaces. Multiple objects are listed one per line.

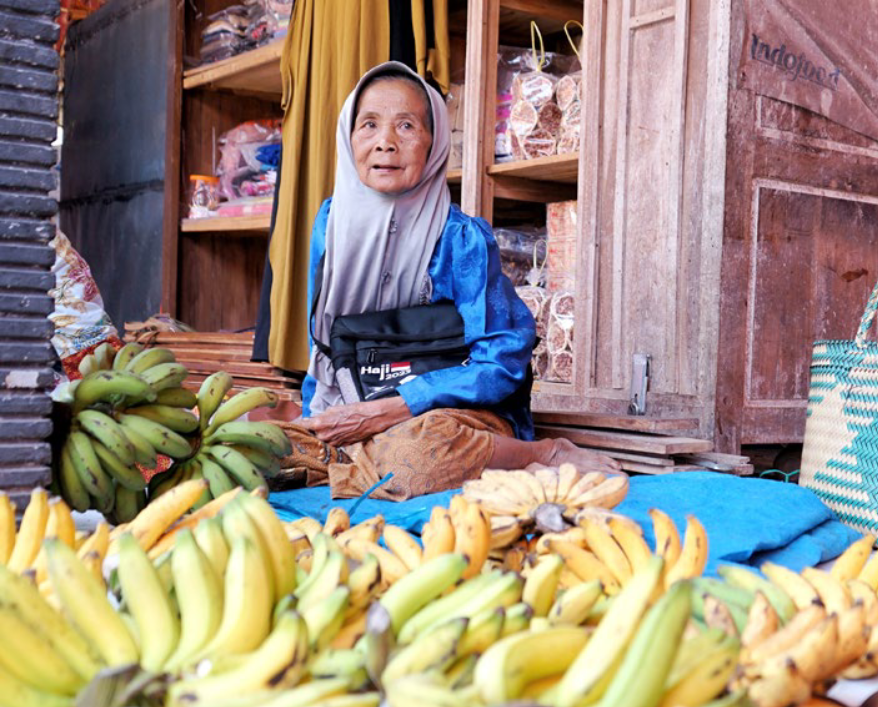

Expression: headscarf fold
xmin=308 ymin=61 xmax=451 ymax=413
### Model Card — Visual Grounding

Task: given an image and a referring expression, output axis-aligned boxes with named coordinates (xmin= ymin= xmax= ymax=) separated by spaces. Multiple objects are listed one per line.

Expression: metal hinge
xmin=627 ymin=353 xmax=651 ymax=416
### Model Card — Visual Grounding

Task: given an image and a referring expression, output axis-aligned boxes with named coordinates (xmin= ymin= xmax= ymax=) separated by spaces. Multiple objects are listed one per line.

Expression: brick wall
xmin=0 ymin=0 xmax=60 ymax=506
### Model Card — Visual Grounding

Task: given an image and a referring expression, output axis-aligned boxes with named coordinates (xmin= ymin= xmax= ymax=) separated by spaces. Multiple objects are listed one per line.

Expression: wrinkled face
xmin=351 ymin=79 xmax=433 ymax=195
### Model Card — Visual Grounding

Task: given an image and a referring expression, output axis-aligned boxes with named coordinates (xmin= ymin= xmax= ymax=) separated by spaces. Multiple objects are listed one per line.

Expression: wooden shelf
xmin=447 ymin=168 xmax=462 ymax=184
xmin=181 ymin=214 xmax=271 ymax=234
xmin=488 ymin=153 xmax=579 ymax=182
xmin=182 ymin=40 xmax=284 ymax=98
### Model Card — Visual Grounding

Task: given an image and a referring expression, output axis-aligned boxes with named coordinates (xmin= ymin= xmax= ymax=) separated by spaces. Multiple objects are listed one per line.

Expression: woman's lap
xmin=278 ymin=408 xmax=513 ymax=501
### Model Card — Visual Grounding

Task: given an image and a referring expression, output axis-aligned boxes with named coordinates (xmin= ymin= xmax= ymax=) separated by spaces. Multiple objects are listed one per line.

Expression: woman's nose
xmin=375 ymin=127 xmax=397 ymax=151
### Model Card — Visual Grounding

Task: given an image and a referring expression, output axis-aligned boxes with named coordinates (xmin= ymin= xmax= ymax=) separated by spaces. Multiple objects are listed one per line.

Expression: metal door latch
xmin=628 ymin=353 xmax=651 ymax=416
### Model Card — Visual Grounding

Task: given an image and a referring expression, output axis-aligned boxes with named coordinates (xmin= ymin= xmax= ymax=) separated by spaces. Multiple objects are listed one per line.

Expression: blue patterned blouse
xmin=301 ymin=199 xmax=536 ymax=440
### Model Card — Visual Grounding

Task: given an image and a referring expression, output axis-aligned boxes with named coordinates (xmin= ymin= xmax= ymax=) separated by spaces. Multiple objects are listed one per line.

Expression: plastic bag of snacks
xmin=494 ymin=227 xmax=547 ymax=288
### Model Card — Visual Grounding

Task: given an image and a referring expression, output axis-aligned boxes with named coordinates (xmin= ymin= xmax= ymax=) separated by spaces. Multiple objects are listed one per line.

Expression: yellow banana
xmin=648 ymin=508 xmax=682 ymax=566
xmin=703 ymin=594 xmax=740 ymax=638
xmin=383 ymin=524 xmax=423 ymax=571
xmin=116 ymin=533 xmax=179 ymax=672
xmin=146 ymin=486 xmax=243 ymax=559
xmin=289 ymin=515 xmax=325 ymax=542
xmin=858 ymin=550 xmax=878 ymax=591
xmin=751 ymin=613 xmax=838 ymax=683
xmin=124 ymin=478 xmax=208 ymax=551
xmin=824 ymin=602 xmax=869 ymax=678
xmin=204 ymin=387 xmax=279 ymax=436
xmin=421 ymin=506 xmax=455 ymax=561
xmin=548 ymin=539 xmax=621 ymax=594
xmin=457 ymin=606 xmax=505 ymax=657
xmin=739 ymin=603 xmax=826 ymax=666
xmin=548 ymin=580 xmax=602 ymax=626
xmin=47 ymin=497 xmax=75 ymax=548
xmin=741 ymin=591 xmax=780 ymax=648
xmin=382 ymin=617 xmax=468 ymax=685
xmin=608 ymin=517 xmax=653 ymax=574
xmin=197 ymin=536 xmax=273 ymax=659
xmin=761 ymin=561 xmax=821 ymax=610
xmin=581 ymin=519 xmax=633 ymax=585
xmin=348 ymin=553 xmax=382 ymax=614
xmin=247 ymin=678 xmax=350 ymax=707
xmin=745 ymin=664 xmax=811 ymax=707
xmin=45 ymin=538 xmax=139 ymax=666
xmin=507 ymin=470 xmax=547 ymax=505
xmin=489 ymin=515 xmax=523 ymax=550
xmin=535 ymin=527 xmax=589 ymax=554
xmin=330 ymin=611 xmax=368 ymax=649
xmin=801 ymin=566 xmax=852 ymax=614
xmin=502 ymin=602 xmax=533 ymax=637
xmin=555 ymin=463 xmax=581 ymax=501
xmin=831 ymin=533 xmax=876 ymax=582
xmin=302 ymin=585 xmax=350 ymax=651
xmin=7 ymin=488 xmax=49 ymax=573
xmin=221 ymin=498 xmax=278 ymax=602
xmin=343 ymin=538 xmax=409 ymax=585
xmin=193 ymin=515 xmax=231 ymax=582
xmin=76 ymin=522 xmax=109 ymax=563
xmin=238 ymin=492 xmax=297 ymax=598
xmin=0 ymin=660 xmax=72 ymax=707
xmin=848 ymin=578 xmax=878 ymax=624
xmin=296 ymin=550 xmax=346 ymax=614
xmin=323 ymin=506 xmax=351 ymax=536
xmin=522 ymin=553 xmax=563 ymax=617
xmin=534 ymin=468 xmax=559 ymax=502
xmin=451 ymin=498 xmax=490 ymax=580
xmin=659 ymin=637 xmax=739 ymax=707
xmin=664 ymin=515 xmax=708 ymax=588
xmin=568 ymin=474 xmax=629 ymax=509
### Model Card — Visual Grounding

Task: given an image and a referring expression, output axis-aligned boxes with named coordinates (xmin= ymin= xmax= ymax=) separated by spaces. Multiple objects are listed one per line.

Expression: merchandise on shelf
xmin=546 ymin=200 xmax=578 ymax=293
xmin=187 ymin=174 xmax=219 ymax=219
xmin=198 ymin=0 xmax=295 ymax=65
xmin=217 ymin=119 xmax=282 ymax=203
xmin=494 ymin=226 xmax=547 ymax=288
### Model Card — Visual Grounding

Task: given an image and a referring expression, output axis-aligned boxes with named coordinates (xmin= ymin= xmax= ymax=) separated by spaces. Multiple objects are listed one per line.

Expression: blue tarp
xmin=269 ymin=471 xmax=860 ymax=573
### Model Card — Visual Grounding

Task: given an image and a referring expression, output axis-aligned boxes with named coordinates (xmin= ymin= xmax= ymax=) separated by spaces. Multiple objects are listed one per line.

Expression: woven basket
xmin=800 ymin=280 xmax=878 ymax=534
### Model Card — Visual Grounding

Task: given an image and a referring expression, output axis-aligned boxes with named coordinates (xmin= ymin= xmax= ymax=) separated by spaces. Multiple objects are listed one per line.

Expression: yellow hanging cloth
xmin=268 ymin=1 xmax=450 ymax=371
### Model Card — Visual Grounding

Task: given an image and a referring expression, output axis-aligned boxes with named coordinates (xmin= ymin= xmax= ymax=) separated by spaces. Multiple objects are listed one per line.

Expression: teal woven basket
xmin=800 ymin=280 xmax=878 ymax=534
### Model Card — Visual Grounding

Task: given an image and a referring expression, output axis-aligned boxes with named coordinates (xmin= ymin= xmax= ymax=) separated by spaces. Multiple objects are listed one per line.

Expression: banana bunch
xmin=145 ymin=373 xmax=293 ymax=508
xmin=462 ymin=463 xmax=630 ymax=545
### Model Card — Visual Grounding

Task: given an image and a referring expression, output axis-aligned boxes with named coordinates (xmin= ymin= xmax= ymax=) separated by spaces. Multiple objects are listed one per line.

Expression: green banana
xmin=116 ymin=533 xmax=179 ymax=672
xmin=501 ymin=602 xmax=533 ymax=637
xmin=716 ymin=565 xmax=796 ymax=623
xmin=207 ymin=420 xmax=292 ymax=457
xmin=90 ymin=438 xmax=147 ymax=491
xmin=397 ymin=570 xmax=505 ymax=644
xmin=589 ymin=581 xmax=691 ymax=707
xmin=154 ymin=386 xmax=197 ymax=408
xmin=302 ymin=585 xmax=350 ymax=651
xmin=118 ymin=413 xmax=193 ymax=459
xmin=58 ymin=444 xmax=90 ymax=512
xmin=691 ymin=577 xmax=755 ymax=611
xmin=379 ymin=553 xmax=469 ymax=635
xmin=228 ymin=444 xmax=281 ymax=478
xmin=73 ymin=370 xmax=155 ymax=410
xmin=199 ymin=455 xmax=238 ymax=498
xmin=66 ymin=432 xmax=114 ymax=509
xmin=112 ymin=342 xmax=143 ymax=371
xmin=125 ymin=404 xmax=200 ymax=434
xmin=125 ymin=347 xmax=175 ymax=375
xmin=310 ymin=648 xmax=368 ymax=681
xmin=206 ymin=444 xmax=268 ymax=493
xmin=113 ymin=484 xmax=146 ymax=523
xmin=196 ymin=371 xmax=234 ymax=431
xmin=148 ymin=464 xmax=187 ymax=499
xmin=204 ymin=387 xmax=279 ymax=436
xmin=119 ymin=423 xmax=158 ymax=467
xmin=76 ymin=409 xmax=136 ymax=467
xmin=296 ymin=550 xmax=345 ymax=614
xmin=382 ymin=617 xmax=468 ymax=685
xmin=140 ymin=362 xmax=189 ymax=392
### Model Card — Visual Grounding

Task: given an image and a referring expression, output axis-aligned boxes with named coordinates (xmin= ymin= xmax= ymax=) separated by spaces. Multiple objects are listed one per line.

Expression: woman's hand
xmin=298 ymin=397 xmax=413 ymax=447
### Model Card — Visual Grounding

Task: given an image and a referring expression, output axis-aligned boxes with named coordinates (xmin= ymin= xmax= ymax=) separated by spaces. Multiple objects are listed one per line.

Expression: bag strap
xmin=855 ymin=280 xmax=878 ymax=347
xmin=564 ymin=20 xmax=583 ymax=61
xmin=309 ymin=253 xmax=332 ymax=357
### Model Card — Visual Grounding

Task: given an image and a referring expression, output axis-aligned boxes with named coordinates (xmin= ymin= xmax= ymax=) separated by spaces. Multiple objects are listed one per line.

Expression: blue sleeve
xmin=301 ymin=199 xmax=331 ymax=418
xmin=396 ymin=215 xmax=536 ymax=416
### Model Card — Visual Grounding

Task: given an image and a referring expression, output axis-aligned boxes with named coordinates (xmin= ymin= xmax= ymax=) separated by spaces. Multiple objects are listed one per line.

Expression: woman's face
xmin=351 ymin=79 xmax=433 ymax=195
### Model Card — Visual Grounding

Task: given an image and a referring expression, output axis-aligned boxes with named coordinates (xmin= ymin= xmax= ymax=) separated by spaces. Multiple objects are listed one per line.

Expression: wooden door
xmin=714 ymin=2 xmax=878 ymax=452
xmin=534 ymin=0 xmax=731 ymax=440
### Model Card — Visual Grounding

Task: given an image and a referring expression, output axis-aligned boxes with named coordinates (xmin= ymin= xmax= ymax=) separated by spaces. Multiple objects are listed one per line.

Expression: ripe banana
xmin=168 ymin=611 xmax=308 ymax=705
xmin=140 ymin=362 xmax=189 ymax=391
xmin=196 ymin=371 xmax=235 ymax=431
xmin=348 ymin=553 xmax=381 ymax=613
xmin=198 ymin=536 xmax=272 ymax=659
xmin=761 ymin=561 xmax=821 ymax=611
xmin=701 ymin=593 xmax=742 ymax=638
xmin=204 ymin=387 xmax=280 ymax=436
xmin=474 ymin=625 xmax=591 ymax=703
xmin=457 ymin=606 xmax=505 ymax=657
xmin=207 ymin=420 xmax=292 ymax=457
xmin=501 ymin=602 xmax=533 ymax=637
xmin=451 ymin=498 xmax=490 ymax=579
xmin=44 ymin=538 xmax=139 ymax=666
xmin=125 ymin=477 xmax=209 ymax=551
xmin=297 ymin=550 xmax=345 ymax=614
xmin=6 ymin=487 xmax=48 ymax=573
xmin=0 ymin=493 xmax=14 ymax=563
xmin=421 ymin=506 xmax=456 ymax=561
xmin=548 ymin=539 xmax=621 ymax=595
xmin=221 ymin=499 xmax=278 ymax=602
xmin=154 ymin=386 xmax=197 ymax=408
xmin=718 ymin=565 xmax=796 ymax=622
xmin=76 ymin=409 xmax=136 ymax=467
xmin=193 ymin=515 xmax=231 ymax=579
xmin=118 ymin=413 xmax=192 ymax=459
xmin=113 ymin=342 xmax=142 ymax=370
xmin=739 ymin=603 xmax=826 ymax=666
xmin=569 ymin=474 xmax=629 ymax=509
xmin=800 ymin=566 xmax=852 ymax=615
xmin=343 ymin=538 xmax=409 ymax=585
xmin=73 ymin=370 xmax=155 ymax=409
xmin=303 ymin=585 xmax=350 ymax=651
xmin=207 ymin=444 xmax=268 ymax=493
xmin=664 ymin=515 xmax=709 ymax=588
xmin=581 ymin=519 xmax=633 ymax=585
xmin=741 ymin=591 xmax=780 ymax=648
xmin=323 ymin=507 xmax=351 ymax=536
xmin=382 ymin=617 xmax=468 ymax=685
xmin=649 ymin=507 xmax=682 ymax=566
xmin=522 ymin=553 xmax=563 ymax=617
xmin=832 ymin=534 xmax=876 ymax=581
xmin=58 ymin=445 xmax=90 ymax=512
xmin=592 ymin=580 xmax=692 ymax=707
xmin=126 ymin=404 xmax=200 ymax=434
xmin=548 ymin=580 xmax=602 ymax=626
xmin=554 ymin=555 xmax=664 ymax=707
xmin=489 ymin=515 xmax=523 ymax=550
xmin=0 ymin=660 xmax=72 ymax=707
xmin=66 ymin=432 xmax=114 ymax=510
xmin=608 ymin=517 xmax=653 ymax=574
xmin=378 ymin=553 xmax=468 ymax=635
xmin=238 ymin=492 xmax=297 ymax=599
xmin=116 ymin=533 xmax=179 ymax=672
xmin=383 ymin=525 xmax=422 ymax=571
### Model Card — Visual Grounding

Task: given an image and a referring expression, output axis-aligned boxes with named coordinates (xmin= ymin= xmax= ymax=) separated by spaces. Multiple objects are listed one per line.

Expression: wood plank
xmin=492 ymin=175 xmax=578 ymax=203
xmin=182 ymin=40 xmax=284 ymax=96
xmin=162 ymin=346 xmax=253 ymax=362
xmin=533 ymin=411 xmax=699 ymax=432
xmin=535 ymin=424 xmax=713 ymax=455
xmin=578 ymin=447 xmax=675 ymax=466
xmin=447 ymin=169 xmax=462 ymax=184
xmin=154 ymin=331 xmax=254 ymax=343
xmin=488 ymin=153 xmax=579 ymax=183
xmin=181 ymin=215 xmax=271 ymax=233
xmin=499 ymin=0 xmax=584 ymax=25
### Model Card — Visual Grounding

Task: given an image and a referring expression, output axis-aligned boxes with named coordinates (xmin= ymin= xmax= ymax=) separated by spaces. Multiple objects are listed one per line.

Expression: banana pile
xmin=462 ymin=463 xmax=630 ymax=541
xmin=55 ymin=342 xmax=291 ymax=522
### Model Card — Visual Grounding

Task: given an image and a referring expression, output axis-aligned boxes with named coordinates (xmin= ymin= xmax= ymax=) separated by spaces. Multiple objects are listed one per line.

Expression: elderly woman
xmin=288 ymin=61 xmax=619 ymax=500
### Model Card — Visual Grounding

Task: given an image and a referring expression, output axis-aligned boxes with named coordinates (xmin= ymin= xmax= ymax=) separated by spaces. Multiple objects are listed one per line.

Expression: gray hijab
xmin=308 ymin=61 xmax=452 ymax=413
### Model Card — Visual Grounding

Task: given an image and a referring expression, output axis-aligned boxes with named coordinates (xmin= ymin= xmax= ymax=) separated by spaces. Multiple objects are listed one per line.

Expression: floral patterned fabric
xmin=302 ymin=200 xmax=537 ymax=440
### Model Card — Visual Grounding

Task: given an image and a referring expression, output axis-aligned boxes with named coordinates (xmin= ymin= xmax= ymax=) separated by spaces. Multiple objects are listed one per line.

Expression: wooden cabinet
xmin=161 ymin=0 xmax=878 ymax=452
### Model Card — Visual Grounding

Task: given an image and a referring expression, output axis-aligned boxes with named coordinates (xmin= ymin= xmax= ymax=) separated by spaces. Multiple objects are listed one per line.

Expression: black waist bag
xmin=327 ymin=302 xmax=470 ymax=403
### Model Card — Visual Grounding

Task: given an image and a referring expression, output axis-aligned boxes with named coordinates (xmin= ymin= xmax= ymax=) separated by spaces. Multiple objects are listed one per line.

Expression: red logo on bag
xmin=390 ymin=362 xmax=411 ymax=372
